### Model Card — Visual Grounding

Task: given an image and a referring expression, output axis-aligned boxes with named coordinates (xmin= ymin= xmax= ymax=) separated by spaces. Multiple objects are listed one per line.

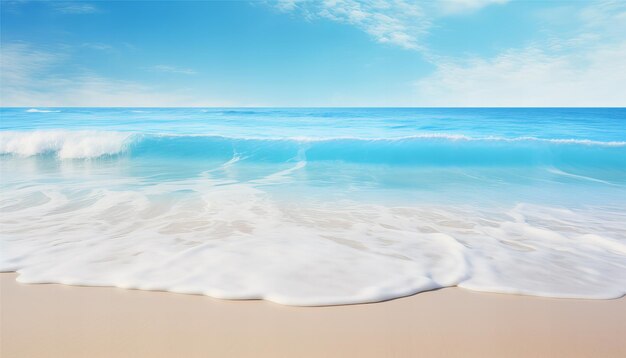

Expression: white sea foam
xmin=25 ymin=108 xmax=61 ymax=113
xmin=1 ymin=178 xmax=624 ymax=305
xmin=0 ymin=131 xmax=132 ymax=159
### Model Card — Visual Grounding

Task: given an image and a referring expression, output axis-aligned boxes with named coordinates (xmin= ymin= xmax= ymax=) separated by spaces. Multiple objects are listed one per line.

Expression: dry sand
xmin=1 ymin=272 xmax=625 ymax=357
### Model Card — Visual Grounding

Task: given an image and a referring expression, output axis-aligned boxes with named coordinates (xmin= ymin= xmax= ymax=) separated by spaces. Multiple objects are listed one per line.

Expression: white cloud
xmin=81 ymin=42 xmax=114 ymax=51
xmin=275 ymin=0 xmax=302 ymax=12
xmin=0 ymin=43 xmax=218 ymax=107
xmin=414 ymin=1 xmax=626 ymax=107
xmin=273 ymin=0 xmax=509 ymax=50
xmin=52 ymin=2 xmax=99 ymax=14
xmin=149 ymin=65 xmax=197 ymax=75
xmin=414 ymin=43 xmax=626 ymax=106
xmin=275 ymin=0 xmax=430 ymax=50
xmin=439 ymin=0 xmax=509 ymax=14
xmin=0 ymin=43 xmax=62 ymax=98
xmin=580 ymin=0 xmax=626 ymax=24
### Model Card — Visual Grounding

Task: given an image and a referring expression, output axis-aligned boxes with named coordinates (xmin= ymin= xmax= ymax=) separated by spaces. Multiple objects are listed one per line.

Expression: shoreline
xmin=2 ymin=272 xmax=625 ymax=357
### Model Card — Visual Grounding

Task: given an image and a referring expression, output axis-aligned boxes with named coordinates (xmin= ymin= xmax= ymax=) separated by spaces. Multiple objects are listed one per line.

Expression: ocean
xmin=1 ymin=107 xmax=625 ymax=305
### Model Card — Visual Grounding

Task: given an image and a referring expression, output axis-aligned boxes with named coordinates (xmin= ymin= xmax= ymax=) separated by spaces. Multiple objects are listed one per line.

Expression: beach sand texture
xmin=2 ymin=273 xmax=625 ymax=358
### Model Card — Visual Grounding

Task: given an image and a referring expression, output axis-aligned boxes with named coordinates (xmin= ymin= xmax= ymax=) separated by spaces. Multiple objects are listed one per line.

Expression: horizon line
xmin=2 ymin=106 xmax=625 ymax=109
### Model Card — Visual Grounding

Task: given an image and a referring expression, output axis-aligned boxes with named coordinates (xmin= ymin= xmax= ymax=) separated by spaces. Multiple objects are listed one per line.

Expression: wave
xmin=25 ymin=108 xmax=61 ymax=113
xmin=143 ymin=133 xmax=626 ymax=146
xmin=0 ymin=131 xmax=133 ymax=159
xmin=1 ymin=131 xmax=625 ymax=168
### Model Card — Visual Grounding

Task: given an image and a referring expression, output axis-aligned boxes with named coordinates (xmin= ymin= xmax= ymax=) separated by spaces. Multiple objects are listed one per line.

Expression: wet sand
xmin=1 ymin=272 xmax=625 ymax=357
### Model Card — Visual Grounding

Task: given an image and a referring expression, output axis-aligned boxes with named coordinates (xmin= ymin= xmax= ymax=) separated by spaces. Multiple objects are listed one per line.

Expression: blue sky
xmin=1 ymin=0 xmax=625 ymax=106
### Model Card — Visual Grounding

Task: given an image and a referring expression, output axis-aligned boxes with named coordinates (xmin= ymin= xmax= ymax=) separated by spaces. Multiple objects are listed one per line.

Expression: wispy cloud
xmin=414 ymin=43 xmax=626 ymax=106
xmin=0 ymin=42 xmax=61 ymax=94
xmin=273 ymin=0 xmax=508 ymax=51
xmin=148 ymin=65 xmax=198 ymax=75
xmin=0 ymin=43 xmax=215 ymax=106
xmin=275 ymin=0 xmax=430 ymax=50
xmin=81 ymin=42 xmax=114 ymax=51
xmin=438 ymin=0 xmax=509 ymax=14
xmin=578 ymin=0 xmax=626 ymax=37
xmin=414 ymin=1 xmax=626 ymax=106
xmin=52 ymin=2 xmax=99 ymax=14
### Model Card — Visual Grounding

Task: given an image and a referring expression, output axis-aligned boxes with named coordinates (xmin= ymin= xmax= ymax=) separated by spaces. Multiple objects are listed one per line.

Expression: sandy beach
xmin=1 ymin=273 xmax=624 ymax=358
xmin=3 ymin=0 xmax=626 ymax=356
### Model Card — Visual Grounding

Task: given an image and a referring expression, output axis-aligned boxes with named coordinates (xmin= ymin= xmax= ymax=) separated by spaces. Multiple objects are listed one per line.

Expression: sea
xmin=1 ymin=107 xmax=625 ymax=305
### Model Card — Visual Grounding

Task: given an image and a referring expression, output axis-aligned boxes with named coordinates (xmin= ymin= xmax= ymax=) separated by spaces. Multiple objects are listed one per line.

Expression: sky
xmin=0 ymin=0 xmax=625 ymax=107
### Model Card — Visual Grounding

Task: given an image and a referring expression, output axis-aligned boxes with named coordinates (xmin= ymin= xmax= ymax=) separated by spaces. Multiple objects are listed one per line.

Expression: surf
xmin=1 ymin=108 xmax=625 ymax=305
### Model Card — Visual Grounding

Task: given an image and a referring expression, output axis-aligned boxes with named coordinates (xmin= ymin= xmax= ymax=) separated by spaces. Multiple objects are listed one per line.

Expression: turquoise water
xmin=1 ymin=108 xmax=625 ymax=305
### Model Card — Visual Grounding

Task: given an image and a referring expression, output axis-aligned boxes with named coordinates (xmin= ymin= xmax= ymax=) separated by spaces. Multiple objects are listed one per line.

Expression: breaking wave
xmin=1 ymin=131 xmax=624 ymax=169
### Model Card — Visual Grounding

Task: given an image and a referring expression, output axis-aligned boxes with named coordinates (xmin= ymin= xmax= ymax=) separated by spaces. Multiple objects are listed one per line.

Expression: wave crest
xmin=0 ymin=131 xmax=132 ymax=159
xmin=25 ymin=108 xmax=61 ymax=113
xmin=2 ymin=130 xmax=625 ymax=166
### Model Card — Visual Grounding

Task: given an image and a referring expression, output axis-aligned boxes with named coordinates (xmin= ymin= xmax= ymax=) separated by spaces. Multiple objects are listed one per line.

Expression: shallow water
xmin=1 ymin=107 xmax=625 ymax=305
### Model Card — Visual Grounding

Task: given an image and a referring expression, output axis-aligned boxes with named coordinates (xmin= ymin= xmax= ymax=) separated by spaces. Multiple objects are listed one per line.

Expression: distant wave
xmin=238 ymin=134 xmax=626 ymax=147
xmin=123 ymin=132 xmax=626 ymax=146
xmin=25 ymin=108 xmax=61 ymax=113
